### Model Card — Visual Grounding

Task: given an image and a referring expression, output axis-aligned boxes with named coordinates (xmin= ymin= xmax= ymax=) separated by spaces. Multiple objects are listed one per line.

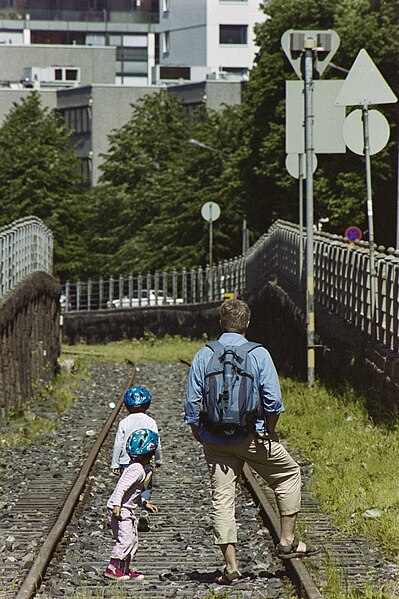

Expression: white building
xmin=156 ymin=0 xmax=267 ymax=84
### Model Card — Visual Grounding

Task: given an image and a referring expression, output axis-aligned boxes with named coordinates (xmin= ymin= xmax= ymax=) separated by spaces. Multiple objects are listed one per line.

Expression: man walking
xmin=184 ymin=299 xmax=316 ymax=585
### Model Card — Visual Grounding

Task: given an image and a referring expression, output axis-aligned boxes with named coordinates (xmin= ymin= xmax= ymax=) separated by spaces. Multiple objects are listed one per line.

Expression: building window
xmin=163 ymin=0 xmax=170 ymax=12
xmin=159 ymin=66 xmax=190 ymax=80
xmin=219 ymin=25 xmax=247 ymax=45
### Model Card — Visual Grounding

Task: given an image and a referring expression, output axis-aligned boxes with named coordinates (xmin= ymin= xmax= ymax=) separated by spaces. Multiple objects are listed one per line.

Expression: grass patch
xmin=279 ymin=378 xmax=399 ymax=562
xmin=61 ymin=334 xmax=205 ymax=364
xmin=0 ymin=365 xmax=88 ymax=448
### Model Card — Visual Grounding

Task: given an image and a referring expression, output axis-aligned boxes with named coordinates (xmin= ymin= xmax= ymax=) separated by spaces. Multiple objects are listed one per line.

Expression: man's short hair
xmin=220 ymin=299 xmax=251 ymax=333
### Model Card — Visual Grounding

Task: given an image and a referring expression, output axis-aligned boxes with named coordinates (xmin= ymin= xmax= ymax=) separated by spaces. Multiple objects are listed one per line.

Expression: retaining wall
xmin=0 ymin=271 xmax=61 ymax=417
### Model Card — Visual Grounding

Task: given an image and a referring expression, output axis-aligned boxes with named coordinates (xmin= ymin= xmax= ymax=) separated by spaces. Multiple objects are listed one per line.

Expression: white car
xmin=106 ymin=290 xmax=183 ymax=308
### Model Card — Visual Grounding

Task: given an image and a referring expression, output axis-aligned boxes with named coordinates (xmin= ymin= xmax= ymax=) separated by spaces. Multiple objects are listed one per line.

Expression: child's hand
xmin=112 ymin=505 xmax=121 ymax=520
xmin=112 ymin=468 xmax=120 ymax=476
xmin=145 ymin=501 xmax=158 ymax=515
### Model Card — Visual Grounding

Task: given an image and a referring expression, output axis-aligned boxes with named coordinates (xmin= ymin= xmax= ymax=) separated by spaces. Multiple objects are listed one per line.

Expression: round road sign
xmin=201 ymin=201 xmax=221 ymax=223
xmin=285 ymin=153 xmax=318 ymax=179
xmin=345 ymin=226 xmax=362 ymax=243
xmin=343 ymin=109 xmax=390 ymax=156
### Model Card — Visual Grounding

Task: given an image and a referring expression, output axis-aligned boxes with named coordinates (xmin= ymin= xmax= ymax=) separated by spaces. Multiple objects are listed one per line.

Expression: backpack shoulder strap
xmin=239 ymin=341 xmax=263 ymax=354
xmin=205 ymin=341 xmax=225 ymax=353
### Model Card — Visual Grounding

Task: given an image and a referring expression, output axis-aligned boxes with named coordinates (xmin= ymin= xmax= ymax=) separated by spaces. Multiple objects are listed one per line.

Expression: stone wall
xmin=61 ymin=302 xmax=221 ymax=345
xmin=0 ymin=272 xmax=61 ymax=417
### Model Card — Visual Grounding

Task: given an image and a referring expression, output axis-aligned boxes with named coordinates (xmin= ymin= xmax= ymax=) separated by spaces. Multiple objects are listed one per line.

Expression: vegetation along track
xmin=1 ymin=360 xmax=325 ymax=598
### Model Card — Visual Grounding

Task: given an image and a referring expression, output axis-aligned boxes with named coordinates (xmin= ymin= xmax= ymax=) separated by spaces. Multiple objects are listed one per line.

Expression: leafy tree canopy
xmin=0 ymin=92 xmax=88 ymax=279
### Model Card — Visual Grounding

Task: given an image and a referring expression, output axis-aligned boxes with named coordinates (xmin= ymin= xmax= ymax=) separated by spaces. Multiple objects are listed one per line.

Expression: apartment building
xmin=0 ymin=1 xmax=267 ymax=183
xmin=157 ymin=0 xmax=267 ymax=83
xmin=0 ymin=0 xmax=158 ymax=87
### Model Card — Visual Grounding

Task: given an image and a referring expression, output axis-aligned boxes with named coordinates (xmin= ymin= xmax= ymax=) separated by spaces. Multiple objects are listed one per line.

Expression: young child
xmin=105 ymin=428 xmax=159 ymax=581
xmin=111 ymin=385 xmax=163 ymax=531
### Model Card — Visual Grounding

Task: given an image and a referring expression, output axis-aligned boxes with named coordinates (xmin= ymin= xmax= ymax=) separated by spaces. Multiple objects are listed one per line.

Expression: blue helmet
xmin=124 ymin=385 xmax=151 ymax=408
xmin=126 ymin=428 xmax=159 ymax=458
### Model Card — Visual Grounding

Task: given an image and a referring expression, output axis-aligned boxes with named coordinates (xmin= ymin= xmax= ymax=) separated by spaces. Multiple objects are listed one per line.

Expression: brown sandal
xmin=215 ymin=568 xmax=242 ymax=585
xmin=277 ymin=536 xmax=319 ymax=559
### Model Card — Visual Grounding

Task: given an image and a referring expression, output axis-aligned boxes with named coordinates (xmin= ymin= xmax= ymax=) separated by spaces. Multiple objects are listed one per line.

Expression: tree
xmin=0 ymin=92 xmax=88 ymax=279
xmin=237 ymin=0 xmax=399 ymax=246
xmin=89 ymin=92 xmax=245 ymax=274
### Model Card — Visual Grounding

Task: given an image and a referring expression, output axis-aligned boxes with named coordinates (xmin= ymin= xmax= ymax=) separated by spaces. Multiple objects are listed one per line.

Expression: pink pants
xmin=108 ymin=507 xmax=139 ymax=561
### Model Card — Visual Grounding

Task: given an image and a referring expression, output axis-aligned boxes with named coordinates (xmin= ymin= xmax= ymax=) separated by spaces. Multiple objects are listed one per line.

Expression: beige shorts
xmin=203 ymin=436 xmax=301 ymax=545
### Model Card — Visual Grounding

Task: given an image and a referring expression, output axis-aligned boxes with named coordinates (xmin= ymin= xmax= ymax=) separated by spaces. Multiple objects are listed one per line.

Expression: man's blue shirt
xmin=184 ymin=332 xmax=284 ymax=445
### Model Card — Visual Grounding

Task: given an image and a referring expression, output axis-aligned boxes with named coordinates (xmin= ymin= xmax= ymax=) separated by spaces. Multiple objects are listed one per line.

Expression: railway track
xmin=2 ymin=359 xmax=395 ymax=598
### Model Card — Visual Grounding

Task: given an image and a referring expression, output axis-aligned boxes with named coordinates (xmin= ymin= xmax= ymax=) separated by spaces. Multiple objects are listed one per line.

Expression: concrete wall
xmin=206 ymin=0 xmax=265 ymax=72
xmin=0 ymin=88 xmax=57 ymax=125
xmin=91 ymin=84 xmax=162 ymax=182
xmin=159 ymin=0 xmax=207 ymax=66
xmin=0 ymin=271 xmax=61 ymax=417
xmin=57 ymin=83 xmax=162 ymax=183
xmin=0 ymin=44 xmax=116 ymax=85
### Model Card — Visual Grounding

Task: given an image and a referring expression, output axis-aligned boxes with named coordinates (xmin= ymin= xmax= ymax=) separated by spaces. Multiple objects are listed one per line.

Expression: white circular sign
xmin=285 ymin=154 xmax=318 ymax=179
xmin=343 ymin=109 xmax=390 ymax=156
xmin=201 ymin=201 xmax=221 ymax=222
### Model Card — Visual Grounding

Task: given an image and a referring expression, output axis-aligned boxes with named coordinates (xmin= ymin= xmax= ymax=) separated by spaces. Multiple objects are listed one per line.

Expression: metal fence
xmin=61 ymin=258 xmax=246 ymax=311
xmin=61 ymin=218 xmax=399 ymax=352
xmin=245 ymin=220 xmax=399 ymax=352
xmin=0 ymin=217 xmax=53 ymax=298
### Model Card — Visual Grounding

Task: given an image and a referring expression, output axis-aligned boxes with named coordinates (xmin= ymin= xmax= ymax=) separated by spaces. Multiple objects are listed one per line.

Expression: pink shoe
xmin=127 ymin=570 xmax=145 ymax=581
xmin=105 ymin=565 xmax=130 ymax=581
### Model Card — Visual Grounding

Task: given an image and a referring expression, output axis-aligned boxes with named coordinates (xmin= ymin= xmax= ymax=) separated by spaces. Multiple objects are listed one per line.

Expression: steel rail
xmin=15 ymin=367 xmax=136 ymax=599
xmin=243 ymin=464 xmax=322 ymax=599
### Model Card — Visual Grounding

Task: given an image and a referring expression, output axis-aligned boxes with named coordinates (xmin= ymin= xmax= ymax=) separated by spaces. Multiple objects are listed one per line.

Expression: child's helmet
xmin=126 ymin=428 xmax=159 ymax=457
xmin=124 ymin=385 xmax=151 ymax=408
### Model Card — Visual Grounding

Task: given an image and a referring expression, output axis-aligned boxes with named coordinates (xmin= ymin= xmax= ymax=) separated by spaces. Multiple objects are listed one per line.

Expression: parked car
xmin=106 ymin=290 xmax=183 ymax=309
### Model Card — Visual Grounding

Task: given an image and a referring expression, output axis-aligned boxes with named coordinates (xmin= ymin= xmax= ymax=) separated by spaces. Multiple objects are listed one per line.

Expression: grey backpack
xmin=200 ymin=340 xmax=262 ymax=436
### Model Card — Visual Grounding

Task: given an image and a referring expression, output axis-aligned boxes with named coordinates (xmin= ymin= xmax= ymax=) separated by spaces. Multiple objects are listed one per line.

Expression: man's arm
xmin=184 ymin=350 xmax=210 ymax=443
xmin=189 ymin=424 xmax=202 ymax=443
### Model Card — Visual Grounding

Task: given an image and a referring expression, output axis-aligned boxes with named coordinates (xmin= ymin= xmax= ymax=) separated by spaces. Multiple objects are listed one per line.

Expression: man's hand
xmin=112 ymin=505 xmax=121 ymax=520
xmin=267 ymin=431 xmax=280 ymax=443
xmin=190 ymin=425 xmax=202 ymax=443
xmin=145 ymin=501 xmax=158 ymax=515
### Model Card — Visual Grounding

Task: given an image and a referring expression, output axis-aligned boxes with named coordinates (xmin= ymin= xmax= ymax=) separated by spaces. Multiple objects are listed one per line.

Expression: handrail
xmin=0 ymin=216 xmax=53 ymax=298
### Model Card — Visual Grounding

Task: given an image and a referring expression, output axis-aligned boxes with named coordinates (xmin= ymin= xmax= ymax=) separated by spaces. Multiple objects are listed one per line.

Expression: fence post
xmin=172 ymin=269 xmax=177 ymax=302
xmin=205 ymin=265 xmax=210 ymax=302
xmin=138 ymin=273 xmax=142 ymax=306
xmin=87 ymin=278 xmax=92 ymax=311
xmin=198 ymin=266 xmax=203 ymax=303
xmin=190 ymin=267 xmax=196 ymax=304
xmin=182 ymin=268 xmax=187 ymax=304
xmin=99 ymin=277 xmax=103 ymax=310
xmin=162 ymin=271 xmax=168 ymax=301
xmin=128 ymin=274 xmax=133 ymax=306
xmin=65 ymin=281 xmax=70 ymax=312
xmin=76 ymin=280 xmax=81 ymax=311
xmin=108 ymin=276 xmax=114 ymax=309
xmin=154 ymin=271 xmax=159 ymax=304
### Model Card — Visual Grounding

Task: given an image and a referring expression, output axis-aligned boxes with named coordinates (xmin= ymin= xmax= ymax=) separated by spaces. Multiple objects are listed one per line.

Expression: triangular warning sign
xmin=335 ymin=49 xmax=397 ymax=106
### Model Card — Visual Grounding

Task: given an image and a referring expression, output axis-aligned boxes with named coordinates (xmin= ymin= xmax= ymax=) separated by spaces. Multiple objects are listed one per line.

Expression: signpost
xmin=336 ymin=48 xmax=397 ymax=338
xmin=201 ymin=200 xmax=220 ymax=275
xmin=285 ymin=153 xmax=318 ymax=287
xmin=282 ymin=29 xmax=340 ymax=385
